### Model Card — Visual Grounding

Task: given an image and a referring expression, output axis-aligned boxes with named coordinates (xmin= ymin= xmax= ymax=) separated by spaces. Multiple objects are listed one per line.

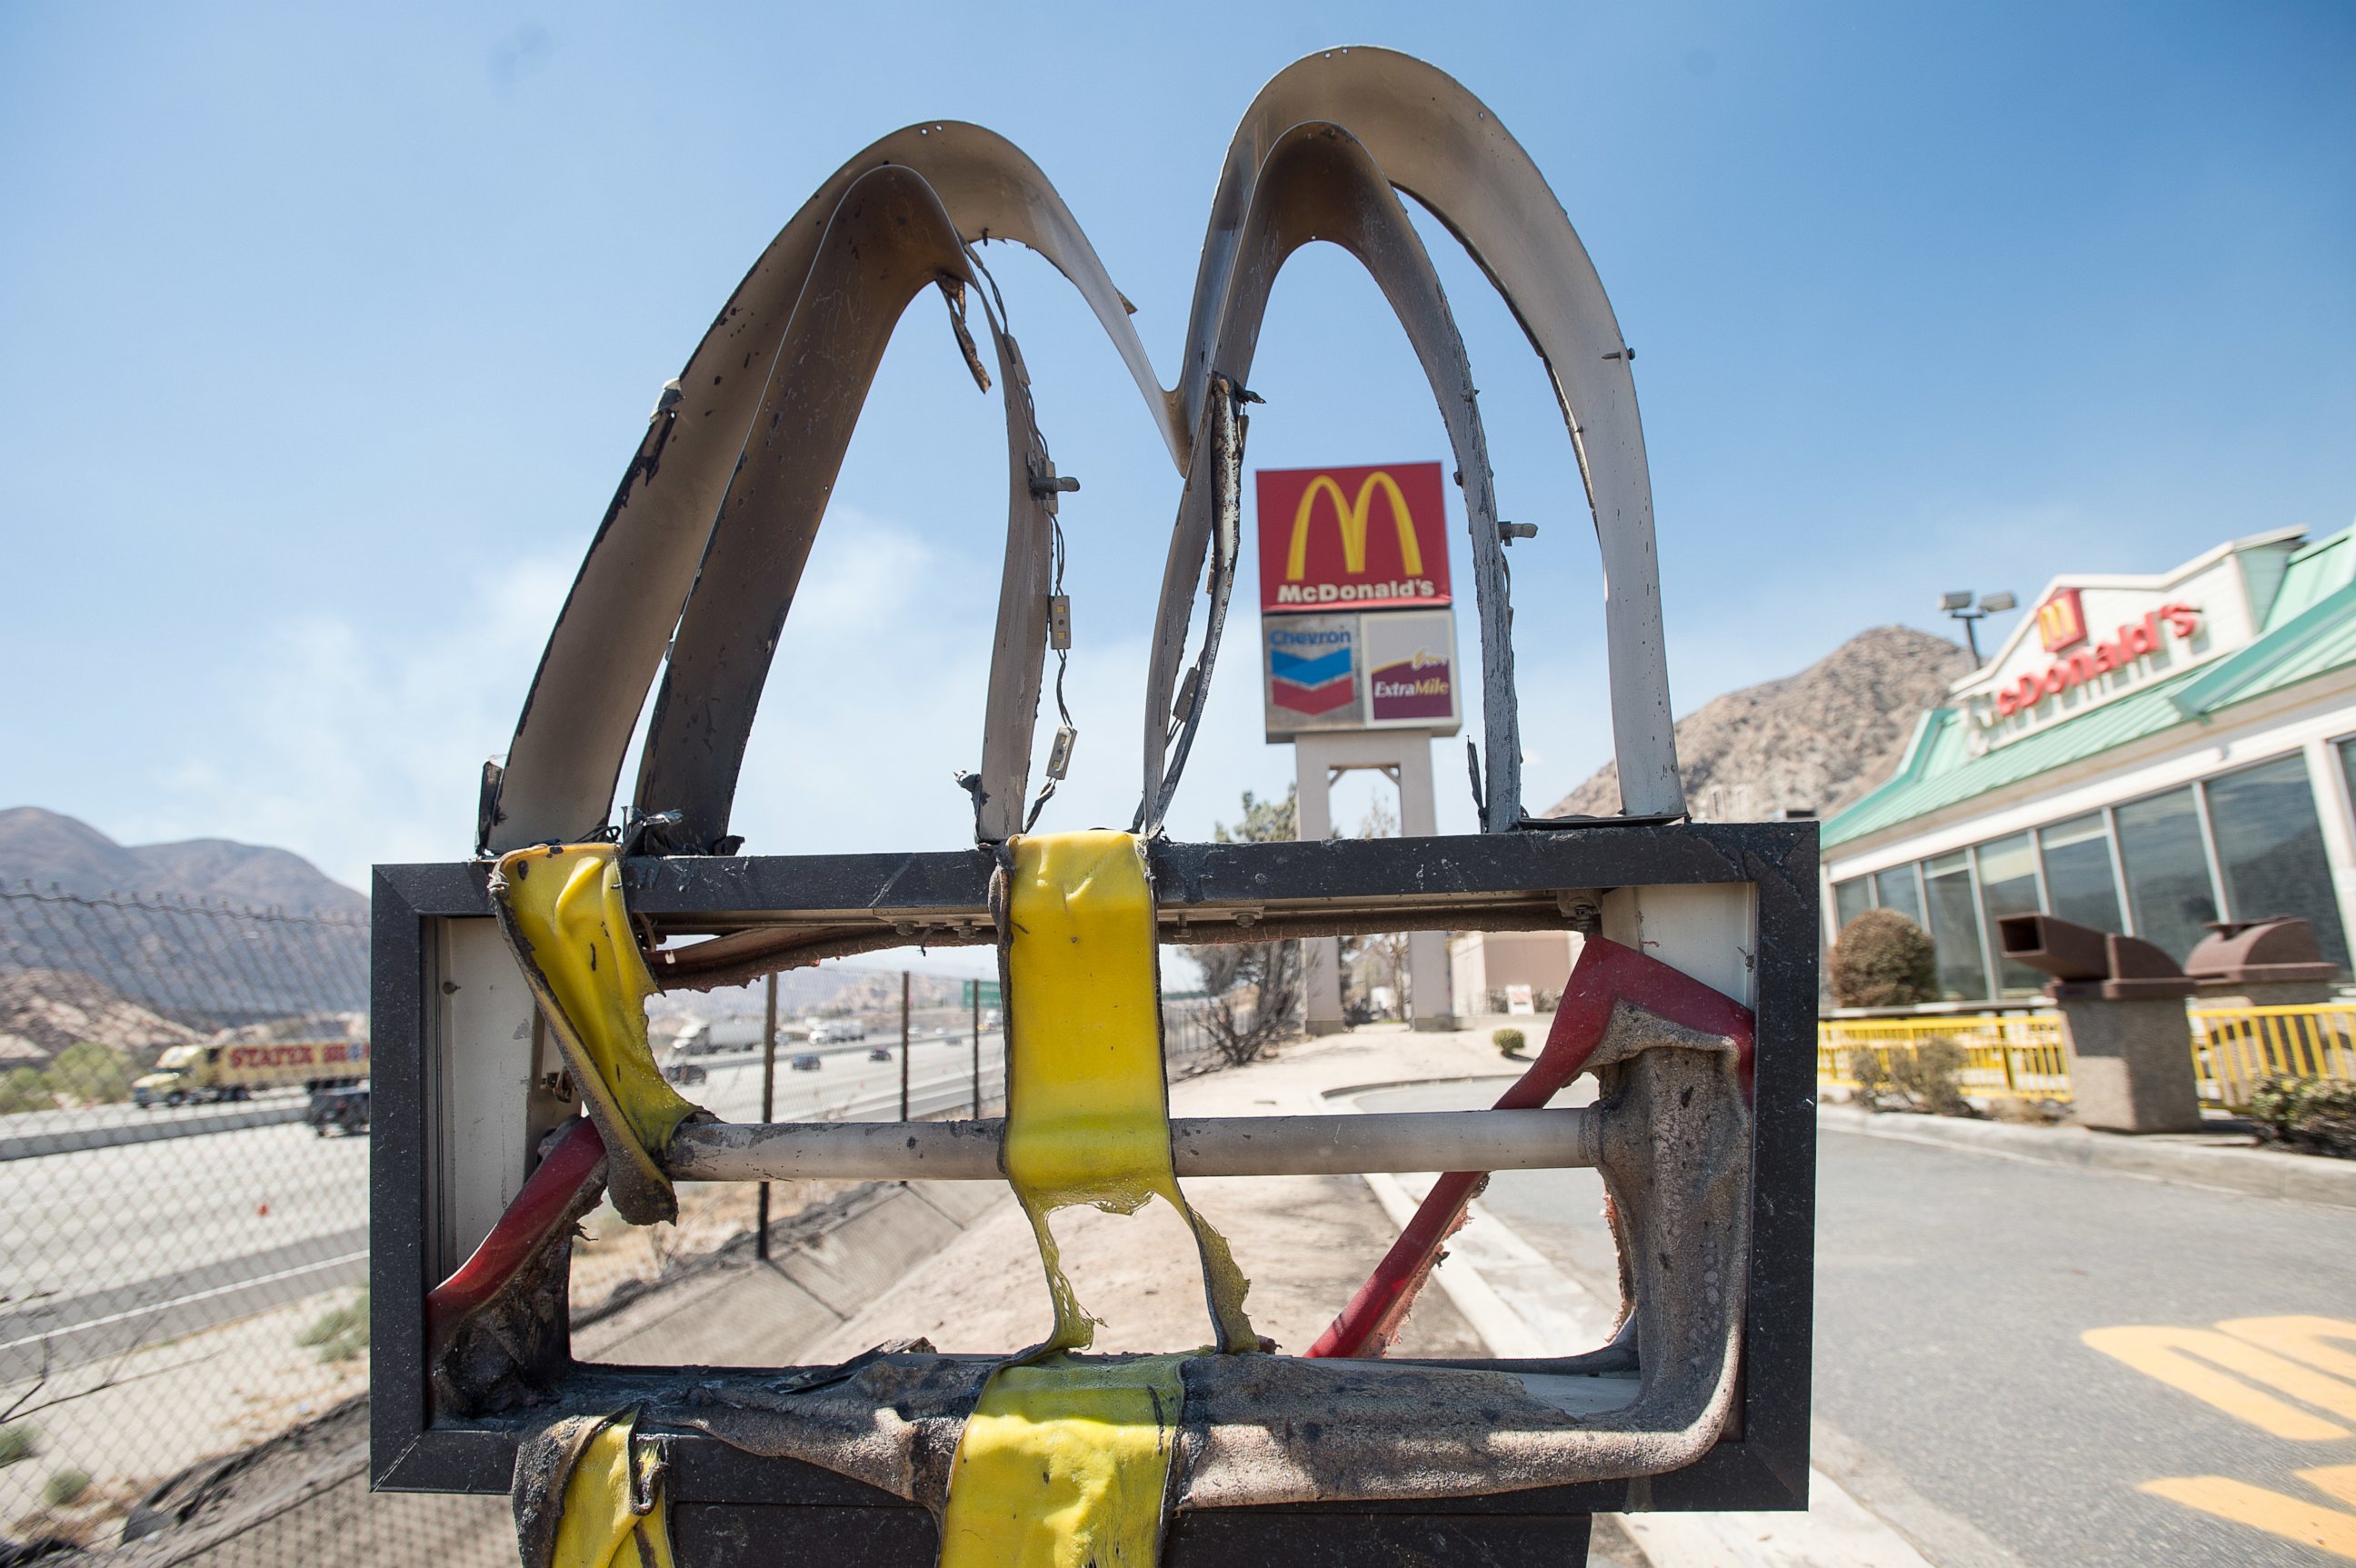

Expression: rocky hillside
xmin=0 ymin=807 xmax=364 ymax=914
xmin=1548 ymin=625 xmax=1972 ymax=822
xmin=0 ymin=810 xmax=367 ymax=1054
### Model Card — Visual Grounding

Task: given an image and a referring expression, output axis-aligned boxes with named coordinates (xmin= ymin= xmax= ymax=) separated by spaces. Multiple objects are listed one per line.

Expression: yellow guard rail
xmin=1819 ymin=1004 xmax=2356 ymax=1109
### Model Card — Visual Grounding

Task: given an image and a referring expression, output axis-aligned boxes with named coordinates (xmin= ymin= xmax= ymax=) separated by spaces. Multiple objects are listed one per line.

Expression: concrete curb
xmin=0 ymin=1102 xmax=306 ymax=1161
xmin=1820 ymin=1103 xmax=2356 ymax=1209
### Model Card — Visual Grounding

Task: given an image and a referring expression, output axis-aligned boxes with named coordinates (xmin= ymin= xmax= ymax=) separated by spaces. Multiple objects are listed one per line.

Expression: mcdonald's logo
xmin=1256 ymin=461 xmax=1451 ymax=615
xmin=2038 ymin=587 xmax=2089 ymax=653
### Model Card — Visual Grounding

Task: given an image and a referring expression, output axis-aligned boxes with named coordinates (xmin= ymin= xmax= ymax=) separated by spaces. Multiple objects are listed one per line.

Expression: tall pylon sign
xmin=1256 ymin=462 xmax=1461 ymax=1031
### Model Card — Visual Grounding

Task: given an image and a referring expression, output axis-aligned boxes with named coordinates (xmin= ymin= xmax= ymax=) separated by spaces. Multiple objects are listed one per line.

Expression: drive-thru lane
xmin=1357 ymin=1081 xmax=2356 ymax=1568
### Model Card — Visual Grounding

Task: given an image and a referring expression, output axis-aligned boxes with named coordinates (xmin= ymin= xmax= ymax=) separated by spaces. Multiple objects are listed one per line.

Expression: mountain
xmin=0 ymin=810 xmax=368 ymax=1049
xmin=1547 ymin=626 xmax=1973 ymax=822
xmin=0 ymin=808 xmax=365 ymax=914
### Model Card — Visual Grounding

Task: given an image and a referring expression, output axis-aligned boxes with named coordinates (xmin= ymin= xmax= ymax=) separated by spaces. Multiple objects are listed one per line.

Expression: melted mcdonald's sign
xmin=1255 ymin=462 xmax=1451 ymax=614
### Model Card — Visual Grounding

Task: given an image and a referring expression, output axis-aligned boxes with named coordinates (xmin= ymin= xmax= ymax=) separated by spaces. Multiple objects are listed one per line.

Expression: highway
xmin=0 ymin=1034 xmax=1004 ymax=1382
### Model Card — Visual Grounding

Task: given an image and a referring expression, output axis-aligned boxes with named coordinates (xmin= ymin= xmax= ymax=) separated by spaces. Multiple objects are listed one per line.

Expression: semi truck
xmin=132 ymin=1039 xmax=371 ymax=1107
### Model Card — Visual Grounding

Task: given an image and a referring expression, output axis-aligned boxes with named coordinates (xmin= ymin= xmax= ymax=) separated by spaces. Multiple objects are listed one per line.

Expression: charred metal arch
xmin=1136 ymin=119 xmax=1507 ymax=835
xmin=1170 ymin=49 xmax=1683 ymax=828
xmin=481 ymin=121 xmax=1181 ymax=858
xmin=481 ymin=48 xmax=1682 ymax=861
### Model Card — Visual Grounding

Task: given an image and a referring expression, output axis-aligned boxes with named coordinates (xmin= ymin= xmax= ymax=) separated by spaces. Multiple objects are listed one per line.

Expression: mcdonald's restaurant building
xmin=1821 ymin=524 xmax=2356 ymax=1004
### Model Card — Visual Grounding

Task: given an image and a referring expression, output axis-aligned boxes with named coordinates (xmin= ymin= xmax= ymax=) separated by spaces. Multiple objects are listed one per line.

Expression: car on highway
xmin=790 ymin=1053 xmax=823 ymax=1072
xmin=867 ymin=1047 xmax=893 ymax=1062
xmin=305 ymin=1084 xmax=370 ymax=1137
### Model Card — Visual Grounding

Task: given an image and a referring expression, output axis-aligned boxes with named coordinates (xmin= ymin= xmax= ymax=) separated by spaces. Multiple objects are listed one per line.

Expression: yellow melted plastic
xmin=939 ymin=831 xmax=1259 ymax=1568
xmin=938 ymin=1353 xmax=1186 ymax=1568
xmin=550 ymin=1419 xmax=675 ymax=1568
xmin=493 ymin=844 xmax=700 ymax=1220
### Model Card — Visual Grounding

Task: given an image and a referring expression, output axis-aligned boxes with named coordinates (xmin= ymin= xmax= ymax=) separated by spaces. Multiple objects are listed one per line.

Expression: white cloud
xmin=140 ymin=554 xmax=575 ymax=887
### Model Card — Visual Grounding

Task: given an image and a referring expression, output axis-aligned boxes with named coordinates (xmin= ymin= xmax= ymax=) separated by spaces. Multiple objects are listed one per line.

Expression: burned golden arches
xmin=375 ymin=43 xmax=1814 ymax=1568
xmin=482 ymin=46 xmax=1684 ymax=868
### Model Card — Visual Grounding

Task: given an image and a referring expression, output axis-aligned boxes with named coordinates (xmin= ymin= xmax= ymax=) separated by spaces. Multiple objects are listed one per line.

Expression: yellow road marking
xmin=2083 ymin=1324 xmax=2356 ymax=1440
xmin=2224 ymin=1317 xmax=2356 ymax=1384
xmin=2096 ymin=1317 xmax=2356 ymax=1558
xmin=2309 ymin=1466 xmax=2356 ymax=1510
xmin=2140 ymin=1474 xmax=2356 ymax=1560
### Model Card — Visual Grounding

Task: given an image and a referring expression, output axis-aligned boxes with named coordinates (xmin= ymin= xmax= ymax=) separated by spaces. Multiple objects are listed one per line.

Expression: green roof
xmin=1824 ymin=525 xmax=2356 ymax=850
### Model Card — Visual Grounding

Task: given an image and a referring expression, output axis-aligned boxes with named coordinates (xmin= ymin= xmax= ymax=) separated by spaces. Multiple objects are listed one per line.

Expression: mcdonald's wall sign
xmin=1255 ymin=462 xmax=1452 ymax=614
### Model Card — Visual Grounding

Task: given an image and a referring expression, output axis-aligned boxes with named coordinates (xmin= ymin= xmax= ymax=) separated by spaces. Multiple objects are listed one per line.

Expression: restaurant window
xmin=1873 ymin=864 xmax=1924 ymax=927
xmin=1922 ymin=850 xmax=1989 ymax=1000
xmin=1833 ymin=878 xmax=1872 ymax=929
xmin=2113 ymin=787 xmax=2218 ymax=964
xmin=2039 ymin=814 xmax=2122 ymax=933
xmin=1976 ymin=834 xmax=2044 ymax=996
xmin=2205 ymin=754 xmax=2348 ymax=968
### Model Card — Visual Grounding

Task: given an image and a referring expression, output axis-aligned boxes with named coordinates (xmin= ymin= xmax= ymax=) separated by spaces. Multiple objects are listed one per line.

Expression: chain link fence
xmin=0 ymin=884 xmax=465 ymax=1565
xmin=1 ymin=889 xmax=1258 ymax=1564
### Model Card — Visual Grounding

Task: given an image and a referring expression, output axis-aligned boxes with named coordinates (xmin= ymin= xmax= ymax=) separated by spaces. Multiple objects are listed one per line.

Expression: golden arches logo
xmin=1285 ymin=471 xmax=1423 ymax=582
xmin=2038 ymin=589 xmax=2087 ymax=653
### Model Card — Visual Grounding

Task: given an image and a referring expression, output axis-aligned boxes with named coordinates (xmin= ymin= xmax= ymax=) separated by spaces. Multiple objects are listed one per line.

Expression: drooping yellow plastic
xmin=492 ymin=843 xmax=702 ymax=1224
xmin=994 ymin=830 xmax=1258 ymax=1356
xmin=939 ymin=832 xmax=1260 ymax=1568
xmin=550 ymin=1418 xmax=676 ymax=1568
xmin=938 ymin=1353 xmax=1186 ymax=1568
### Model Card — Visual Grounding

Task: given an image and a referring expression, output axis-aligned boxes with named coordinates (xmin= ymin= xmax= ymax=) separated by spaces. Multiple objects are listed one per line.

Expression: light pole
xmin=1938 ymin=590 xmax=2018 ymax=664
xmin=756 ymin=973 xmax=776 ymax=1261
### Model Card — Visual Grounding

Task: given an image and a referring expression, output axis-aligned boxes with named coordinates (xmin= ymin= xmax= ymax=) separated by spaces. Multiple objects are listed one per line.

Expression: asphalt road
xmin=1359 ymin=1081 xmax=2356 ymax=1568
xmin=0 ymin=1035 xmax=1006 ymax=1382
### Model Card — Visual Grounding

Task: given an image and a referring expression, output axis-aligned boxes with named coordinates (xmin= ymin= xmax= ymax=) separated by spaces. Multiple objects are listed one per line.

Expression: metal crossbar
xmin=665 ymin=1107 xmax=1602 ymax=1183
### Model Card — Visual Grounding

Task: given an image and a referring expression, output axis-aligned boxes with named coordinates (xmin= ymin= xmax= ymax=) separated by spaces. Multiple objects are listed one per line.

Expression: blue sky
xmin=4 ymin=1 xmax=2351 ymax=911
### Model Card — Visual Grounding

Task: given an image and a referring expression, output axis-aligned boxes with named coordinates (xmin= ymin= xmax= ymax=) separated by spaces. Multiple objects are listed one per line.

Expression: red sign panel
xmin=1256 ymin=462 xmax=1451 ymax=614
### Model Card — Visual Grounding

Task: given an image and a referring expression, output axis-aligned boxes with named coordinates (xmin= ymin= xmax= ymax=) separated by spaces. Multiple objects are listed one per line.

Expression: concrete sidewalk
xmin=1819 ymin=1100 xmax=2356 ymax=1209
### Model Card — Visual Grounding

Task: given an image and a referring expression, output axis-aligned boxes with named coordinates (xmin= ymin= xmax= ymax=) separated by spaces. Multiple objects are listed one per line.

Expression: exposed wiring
xmin=961 ymin=245 xmax=1080 ymax=838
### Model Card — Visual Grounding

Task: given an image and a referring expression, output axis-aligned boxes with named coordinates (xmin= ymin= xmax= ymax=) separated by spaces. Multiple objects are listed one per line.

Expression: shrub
xmin=1830 ymin=911 xmax=1940 ymax=1009
xmin=0 ymin=1421 xmax=38 ymax=1467
xmin=1847 ymin=1039 xmax=1970 ymax=1115
xmin=298 ymin=1289 xmax=371 ymax=1362
xmin=0 ymin=1067 xmax=57 ymax=1115
xmin=1844 ymin=1047 xmax=1892 ymax=1109
xmin=44 ymin=1042 xmax=132 ymax=1105
xmin=2248 ymin=1075 xmax=2356 ymax=1160
xmin=1492 ymin=1028 xmax=1527 ymax=1058
xmin=43 ymin=1466 xmax=91 ymax=1507
xmin=1889 ymin=1037 xmax=1972 ymax=1117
